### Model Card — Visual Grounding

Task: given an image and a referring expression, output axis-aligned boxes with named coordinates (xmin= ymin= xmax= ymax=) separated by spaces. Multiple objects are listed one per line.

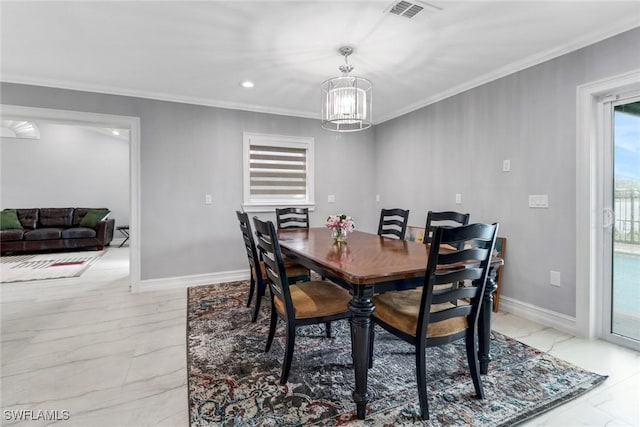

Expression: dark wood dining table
xmin=277 ymin=228 xmax=503 ymax=420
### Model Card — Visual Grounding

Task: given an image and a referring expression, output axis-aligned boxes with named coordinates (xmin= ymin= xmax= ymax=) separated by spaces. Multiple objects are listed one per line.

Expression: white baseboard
xmin=499 ymin=296 xmax=579 ymax=336
xmin=138 ymin=269 xmax=250 ymax=292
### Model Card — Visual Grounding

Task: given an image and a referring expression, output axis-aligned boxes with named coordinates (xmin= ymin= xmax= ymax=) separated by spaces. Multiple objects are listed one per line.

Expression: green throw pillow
xmin=80 ymin=209 xmax=110 ymax=228
xmin=0 ymin=209 xmax=23 ymax=230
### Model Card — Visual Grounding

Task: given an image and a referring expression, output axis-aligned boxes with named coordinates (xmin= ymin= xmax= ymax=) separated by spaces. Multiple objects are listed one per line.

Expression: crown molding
xmin=375 ymin=18 xmax=640 ymax=124
xmin=0 ymin=75 xmax=320 ymax=121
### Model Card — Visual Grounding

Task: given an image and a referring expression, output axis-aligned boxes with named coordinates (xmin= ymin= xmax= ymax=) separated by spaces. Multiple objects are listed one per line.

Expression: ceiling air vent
xmin=385 ymin=0 xmax=441 ymax=19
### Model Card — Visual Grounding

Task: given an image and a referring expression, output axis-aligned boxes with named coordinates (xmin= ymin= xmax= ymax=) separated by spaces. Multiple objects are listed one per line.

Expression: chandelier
xmin=321 ymin=46 xmax=372 ymax=132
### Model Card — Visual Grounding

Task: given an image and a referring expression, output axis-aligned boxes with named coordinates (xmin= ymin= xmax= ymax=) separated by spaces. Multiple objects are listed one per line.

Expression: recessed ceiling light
xmin=241 ymin=81 xmax=255 ymax=88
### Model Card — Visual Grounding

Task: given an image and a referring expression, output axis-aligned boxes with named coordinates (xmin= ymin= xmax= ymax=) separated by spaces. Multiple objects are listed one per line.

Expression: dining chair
xmin=252 ymin=216 xmax=352 ymax=384
xmin=236 ymin=211 xmax=310 ymax=322
xmin=371 ymin=222 xmax=498 ymax=420
xmin=423 ymin=211 xmax=470 ymax=249
xmin=377 ymin=208 xmax=410 ymax=240
xmin=275 ymin=207 xmax=309 ymax=230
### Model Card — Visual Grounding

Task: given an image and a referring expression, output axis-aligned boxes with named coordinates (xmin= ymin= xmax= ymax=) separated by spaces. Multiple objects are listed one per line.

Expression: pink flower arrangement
xmin=325 ymin=214 xmax=356 ymax=234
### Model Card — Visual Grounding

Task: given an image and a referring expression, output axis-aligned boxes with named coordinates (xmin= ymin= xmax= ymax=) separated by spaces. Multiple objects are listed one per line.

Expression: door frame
xmin=1 ymin=104 xmax=141 ymax=292
xmin=576 ymin=69 xmax=640 ymax=339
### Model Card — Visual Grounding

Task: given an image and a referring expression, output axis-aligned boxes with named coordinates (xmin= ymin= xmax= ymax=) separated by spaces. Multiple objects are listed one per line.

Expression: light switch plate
xmin=328 ymin=195 xmax=336 ymax=203
xmin=550 ymin=270 xmax=561 ymax=287
xmin=528 ymin=194 xmax=548 ymax=208
xmin=502 ymin=159 xmax=511 ymax=172
xmin=204 ymin=194 xmax=212 ymax=205
xmin=455 ymin=193 xmax=462 ymax=204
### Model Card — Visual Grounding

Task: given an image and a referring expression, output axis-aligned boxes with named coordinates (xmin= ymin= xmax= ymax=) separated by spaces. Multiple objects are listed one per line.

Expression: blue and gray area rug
xmin=187 ymin=281 xmax=606 ymax=426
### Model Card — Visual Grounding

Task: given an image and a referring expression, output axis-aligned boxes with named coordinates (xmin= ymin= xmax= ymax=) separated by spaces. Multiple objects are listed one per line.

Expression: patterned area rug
xmin=187 ymin=281 xmax=607 ymax=426
xmin=0 ymin=251 xmax=105 ymax=283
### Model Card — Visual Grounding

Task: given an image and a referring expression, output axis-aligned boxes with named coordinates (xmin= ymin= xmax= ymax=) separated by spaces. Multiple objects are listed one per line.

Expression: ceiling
xmin=1 ymin=1 xmax=639 ymax=124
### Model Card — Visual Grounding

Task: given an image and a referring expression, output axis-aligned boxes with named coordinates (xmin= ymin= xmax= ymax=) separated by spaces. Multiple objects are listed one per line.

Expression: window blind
xmin=249 ymin=144 xmax=307 ymax=201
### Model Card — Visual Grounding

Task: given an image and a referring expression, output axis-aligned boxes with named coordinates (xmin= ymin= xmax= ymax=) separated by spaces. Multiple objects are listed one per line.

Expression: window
xmin=242 ymin=132 xmax=315 ymax=212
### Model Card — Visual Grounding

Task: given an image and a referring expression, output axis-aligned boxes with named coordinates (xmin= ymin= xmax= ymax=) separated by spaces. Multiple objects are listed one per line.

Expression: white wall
xmin=0 ymin=122 xmax=129 ymax=226
xmin=374 ymin=27 xmax=640 ymax=318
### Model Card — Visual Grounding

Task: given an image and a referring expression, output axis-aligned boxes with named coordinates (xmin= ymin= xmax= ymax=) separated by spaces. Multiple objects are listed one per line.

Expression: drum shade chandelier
xmin=321 ymin=46 xmax=372 ymax=132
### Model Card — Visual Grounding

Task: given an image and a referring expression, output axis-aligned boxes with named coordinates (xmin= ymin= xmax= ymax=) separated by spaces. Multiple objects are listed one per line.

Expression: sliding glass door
xmin=604 ymin=97 xmax=640 ymax=348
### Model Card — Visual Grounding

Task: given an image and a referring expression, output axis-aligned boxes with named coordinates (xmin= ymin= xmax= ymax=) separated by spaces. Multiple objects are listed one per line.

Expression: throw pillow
xmin=1 ymin=209 xmax=23 ymax=230
xmin=79 ymin=209 xmax=110 ymax=229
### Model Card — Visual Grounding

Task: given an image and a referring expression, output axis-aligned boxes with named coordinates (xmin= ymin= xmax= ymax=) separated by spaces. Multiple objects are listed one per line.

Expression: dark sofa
xmin=0 ymin=208 xmax=115 ymax=254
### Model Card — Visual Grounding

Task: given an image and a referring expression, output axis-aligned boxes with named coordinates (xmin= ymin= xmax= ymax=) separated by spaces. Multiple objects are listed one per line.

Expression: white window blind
xmin=243 ymin=132 xmax=315 ymax=211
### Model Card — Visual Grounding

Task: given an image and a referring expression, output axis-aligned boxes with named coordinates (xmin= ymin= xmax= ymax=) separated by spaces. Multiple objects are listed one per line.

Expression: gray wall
xmin=0 ymin=87 xmax=377 ymax=280
xmin=374 ymin=28 xmax=640 ymax=317
xmin=0 ymin=122 xmax=129 ymax=226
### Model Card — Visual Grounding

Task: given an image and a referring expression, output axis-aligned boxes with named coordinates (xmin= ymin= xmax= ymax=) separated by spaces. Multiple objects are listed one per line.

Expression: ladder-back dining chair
xmin=253 ymin=216 xmax=352 ymax=384
xmin=423 ymin=211 xmax=470 ymax=249
xmin=236 ymin=211 xmax=309 ymax=322
xmin=275 ymin=207 xmax=309 ymax=230
xmin=372 ymin=222 xmax=498 ymax=420
xmin=377 ymin=208 xmax=410 ymax=240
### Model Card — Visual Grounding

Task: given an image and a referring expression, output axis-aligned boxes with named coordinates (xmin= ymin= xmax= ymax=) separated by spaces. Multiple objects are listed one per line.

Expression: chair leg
xmin=251 ymin=281 xmax=265 ymax=323
xmin=325 ymin=322 xmax=332 ymax=338
xmin=265 ymin=300 xmax=278 ymax=352
xmin=465 ymin=328 xmax=485 ymax=399
xmin=416 ymin=342 xmax=429 ymax=420
xmin=247 ymin=275 xmax=255 ymax=308
xmin=280 ymin=321 xmax=296 ymax=384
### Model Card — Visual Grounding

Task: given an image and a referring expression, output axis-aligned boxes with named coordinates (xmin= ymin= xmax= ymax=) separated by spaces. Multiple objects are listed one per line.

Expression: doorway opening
xmin=1 ymin=105 xmax=141 ymax=291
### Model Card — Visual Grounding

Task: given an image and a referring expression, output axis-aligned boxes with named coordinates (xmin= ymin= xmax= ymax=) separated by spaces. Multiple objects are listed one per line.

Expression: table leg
xmin=348 ymin=285 xmax=375 ymax=420
xmin=479 ymin=264 xmax=498 ymax=374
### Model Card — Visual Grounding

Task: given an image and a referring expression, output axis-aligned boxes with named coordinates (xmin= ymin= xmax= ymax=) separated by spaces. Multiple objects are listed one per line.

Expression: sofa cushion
xmin=79 ymin=209 xmax=110 ymax=229
xmin=24 ymin=228 xmax=63 ymax=241
xmin=0 ymin=229 xmax=25 ymax=241
xmin=1 ymin=210 xmax=23 ymax=230
xmin=39 ymin=208 xmax=74 ymax=228
xmin=16 ymin=209 xmax=39 ymax=229
xmin=61 ymin=227 xmax=97 ymax=239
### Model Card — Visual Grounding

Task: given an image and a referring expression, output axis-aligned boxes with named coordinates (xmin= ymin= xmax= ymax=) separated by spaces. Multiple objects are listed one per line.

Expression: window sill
xmin=241 ymin=203 xmax=316 ymax=213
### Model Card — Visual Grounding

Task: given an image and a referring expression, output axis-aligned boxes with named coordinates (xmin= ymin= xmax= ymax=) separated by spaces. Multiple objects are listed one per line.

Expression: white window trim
xmin=242 ymin=132 xmax=315 ymax=213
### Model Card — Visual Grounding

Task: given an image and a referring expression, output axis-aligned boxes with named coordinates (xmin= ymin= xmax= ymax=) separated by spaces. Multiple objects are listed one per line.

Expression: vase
xmin=332 ymin=228 xmax=348 ymax=243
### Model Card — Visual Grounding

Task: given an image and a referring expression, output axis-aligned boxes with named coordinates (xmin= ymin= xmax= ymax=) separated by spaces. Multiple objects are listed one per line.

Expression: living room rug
xmin=187 ymin=281 xmax=607 ymax=426
xmin=0 ymin=251 xmax=105 ymax=283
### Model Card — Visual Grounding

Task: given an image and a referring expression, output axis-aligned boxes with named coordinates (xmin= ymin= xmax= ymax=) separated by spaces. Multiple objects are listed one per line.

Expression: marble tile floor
xmin=1 ymin=247 xmax=638 ymax=426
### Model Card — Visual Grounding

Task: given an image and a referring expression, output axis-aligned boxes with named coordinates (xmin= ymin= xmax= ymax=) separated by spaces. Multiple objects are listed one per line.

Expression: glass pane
xmin=612 ymin=101 xmax=640 ymax=341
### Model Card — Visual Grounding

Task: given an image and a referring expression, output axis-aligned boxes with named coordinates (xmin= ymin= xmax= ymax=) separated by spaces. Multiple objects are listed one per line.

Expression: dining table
xmin=277 ymin=227 xmax=503 ymax=420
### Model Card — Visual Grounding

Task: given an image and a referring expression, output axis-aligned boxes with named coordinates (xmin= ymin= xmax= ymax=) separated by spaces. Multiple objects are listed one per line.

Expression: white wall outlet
xmin=528 ymin=194 xmax=549 ymax=208
xmin=502 ymin=159 xmax=511 ymax=172
xmin=375 ymin=194 xmax=380 ymax=202
xmin=455 ymin=193 xmax=462 ymax=204
xmin=204 ymin=194 xmax=212 ymax=205
xmin=328 ymin=194 xmax=336 ymax=203
xmin=550 ymin=270 xmax=561 ymax=287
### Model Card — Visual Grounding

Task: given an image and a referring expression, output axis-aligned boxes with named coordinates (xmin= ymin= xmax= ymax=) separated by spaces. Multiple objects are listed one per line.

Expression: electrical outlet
xmin=502 ymin=159 xmax=511 ymax=172
xmin=455 ymin=193 xmax=462 ymax=204
xmin=550 ymin=270 xmax=561 ymax=287
xmin=204 ymin=194 xmax=212 ymax=205
xmin=375 ymin=194 xmax=380 ymax=202
xmin=328 ymin=195 xmax=336 ymax=203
